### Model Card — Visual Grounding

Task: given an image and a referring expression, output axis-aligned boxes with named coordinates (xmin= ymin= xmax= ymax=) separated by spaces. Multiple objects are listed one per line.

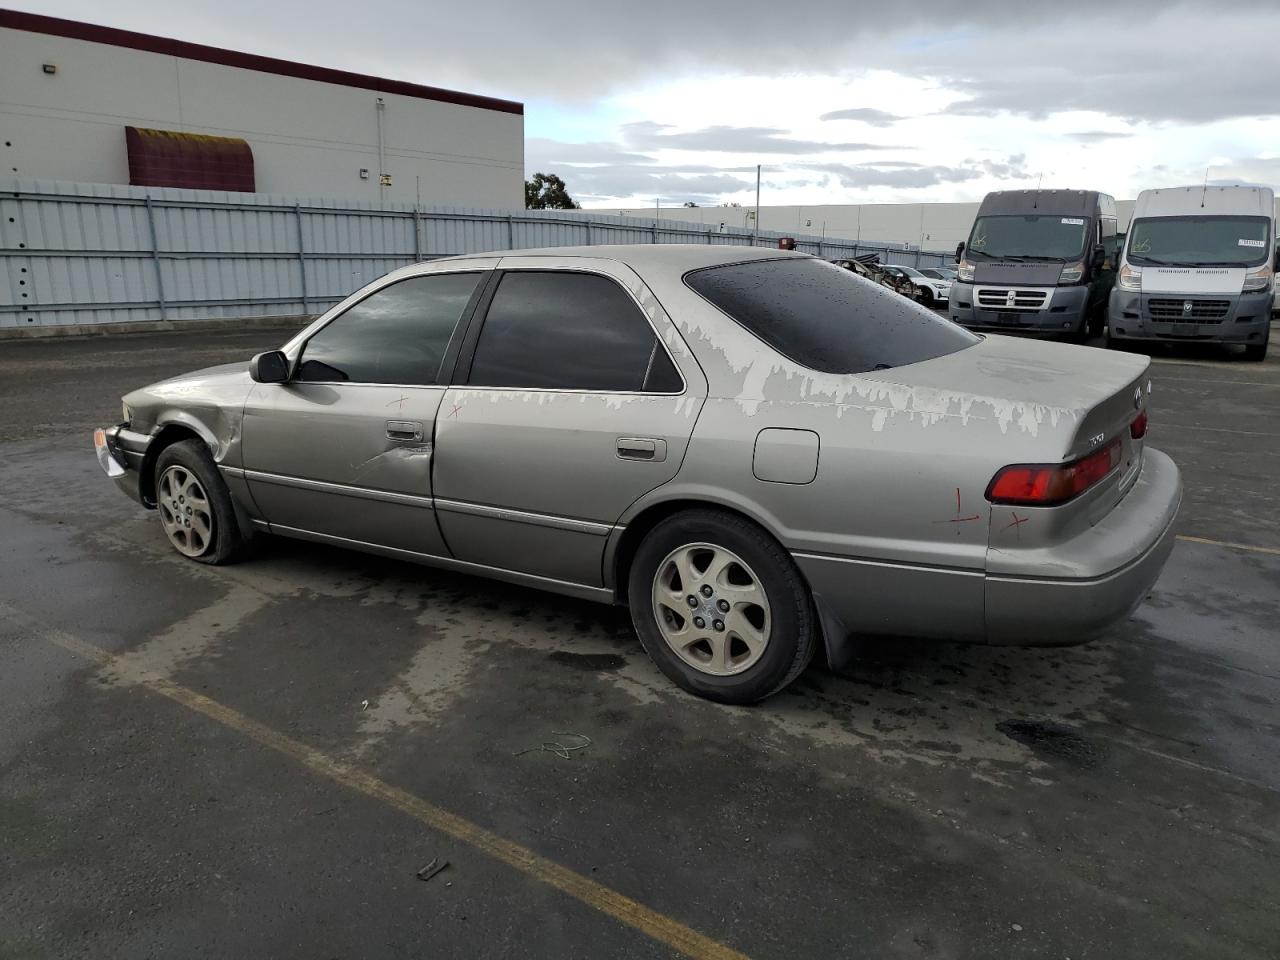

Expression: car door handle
xmin=617 ymin=437 xmax=666 ymax=462
xmin=386 ymin=420 xmax=424 ymax=442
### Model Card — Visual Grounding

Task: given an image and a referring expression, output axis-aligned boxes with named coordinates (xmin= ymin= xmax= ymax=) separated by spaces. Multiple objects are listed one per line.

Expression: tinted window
xmin=468 ymin=272 xmax=681 ymax=392
xmin=298 ymin=272 xmax=481 ymax=384
xmin=685 ymin=257 xmax=977 ymax=375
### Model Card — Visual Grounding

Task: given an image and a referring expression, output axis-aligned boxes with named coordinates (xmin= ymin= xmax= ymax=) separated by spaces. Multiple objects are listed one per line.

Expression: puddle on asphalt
xmin=995 ymin=719 xmax=1108 ymax=770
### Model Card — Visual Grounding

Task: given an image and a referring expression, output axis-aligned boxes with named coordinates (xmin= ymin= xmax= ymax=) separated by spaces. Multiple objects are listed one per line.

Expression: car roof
xmin=433 ymin=243 xmax=809 ymax=271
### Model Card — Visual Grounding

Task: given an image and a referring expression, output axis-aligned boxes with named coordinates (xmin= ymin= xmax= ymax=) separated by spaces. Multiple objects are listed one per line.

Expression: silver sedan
xmin=96 ymin=245 xmax=1182 ymax=703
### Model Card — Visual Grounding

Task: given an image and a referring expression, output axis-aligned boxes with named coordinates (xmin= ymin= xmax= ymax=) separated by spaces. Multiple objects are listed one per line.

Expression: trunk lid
xmin=861 ymin=333 xmax=1151 ymax=525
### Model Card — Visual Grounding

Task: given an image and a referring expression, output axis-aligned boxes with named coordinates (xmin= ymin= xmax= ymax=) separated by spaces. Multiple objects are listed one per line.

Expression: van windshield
xmin=967 ymin=215 xmax=1089 ymax=260
xmin=1127 ymin=216 xmax=1271 ymax=267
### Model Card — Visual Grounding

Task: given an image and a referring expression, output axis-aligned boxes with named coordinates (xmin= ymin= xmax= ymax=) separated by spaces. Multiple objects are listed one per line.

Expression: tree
xmin=683 ymin=201 xmax=699 ymax=208
xmin=525 ymin=172 xmax=579 ymax=209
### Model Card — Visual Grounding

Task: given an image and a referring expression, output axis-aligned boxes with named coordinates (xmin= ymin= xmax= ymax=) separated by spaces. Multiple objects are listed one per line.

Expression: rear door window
xmin=467 ymin=271 xmax=682 ymax=392
xmin=297 ymin=272 xmax=482 ymax=384
xmin=685 ymin=257 xmax=977 ymax=374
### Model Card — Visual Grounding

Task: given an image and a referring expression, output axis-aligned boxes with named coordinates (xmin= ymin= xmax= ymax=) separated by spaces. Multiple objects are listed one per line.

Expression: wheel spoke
xmin=725 ymin=607 xmax=768 ymax=656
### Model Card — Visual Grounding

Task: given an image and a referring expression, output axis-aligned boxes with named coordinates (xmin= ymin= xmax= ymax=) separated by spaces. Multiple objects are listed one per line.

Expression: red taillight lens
xmin=1130 ymin=409 xmax=1148 ymax=439
xmin=986 ymin=439 xmax=1121 ymax=506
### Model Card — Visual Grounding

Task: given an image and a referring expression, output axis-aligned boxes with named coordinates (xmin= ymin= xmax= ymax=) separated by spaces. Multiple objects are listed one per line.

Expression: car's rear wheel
xmin=918 ymin=287 xmax=935 ymax=307
xmin=627 ymin=509 xmax=816 ymax=704
xmin=154 ymin=439 xmax=252 ymax=564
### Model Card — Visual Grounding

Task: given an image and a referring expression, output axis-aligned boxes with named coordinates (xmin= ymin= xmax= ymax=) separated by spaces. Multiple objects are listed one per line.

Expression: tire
xmin=627 ymin=509 xmax=817 ymax=704
xmin=153 ymin=439 xmax=253 ymax=565
xmin=918 ymin=287 xmax=935 ymax=307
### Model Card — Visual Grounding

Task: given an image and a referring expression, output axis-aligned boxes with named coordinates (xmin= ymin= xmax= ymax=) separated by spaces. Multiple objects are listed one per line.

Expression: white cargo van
xmin=1108 ymin=185 xmax=1274 ymax=360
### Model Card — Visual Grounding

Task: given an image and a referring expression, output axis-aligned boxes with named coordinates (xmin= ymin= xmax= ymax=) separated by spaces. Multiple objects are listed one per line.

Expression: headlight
xmin=1243 ymin=264 xmax=1273 ymax=292
xmin=957 ymin=260 xmax=975 ymax=282
xmin=1118 ymin=264 xmax=1142 ymax=292
xmin=1058 ymin=261 xmax=1085 ymax=284
xmin=121 ymin=402 xmax=132 ymax=423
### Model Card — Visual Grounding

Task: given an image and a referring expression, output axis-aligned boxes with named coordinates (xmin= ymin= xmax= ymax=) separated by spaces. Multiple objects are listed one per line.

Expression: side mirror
xmin=954 ymin=241 xmax=965 ymax=263
xmin=250 ymin=350 xmax=290 ymax=384
xmin=1274 ymin=248 xmax=1279 ymax=270
xmin=1091 ymin=244 xmax=1106 ymax=269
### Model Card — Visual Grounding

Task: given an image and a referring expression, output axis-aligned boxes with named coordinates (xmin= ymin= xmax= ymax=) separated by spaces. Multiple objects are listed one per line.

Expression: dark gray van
xmin=949 ymin=190 xmax=1120 ymax=339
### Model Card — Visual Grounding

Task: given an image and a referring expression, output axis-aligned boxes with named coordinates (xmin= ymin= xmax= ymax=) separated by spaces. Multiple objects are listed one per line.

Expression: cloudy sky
xmin=16 ymin=0 xmax=1280 ymax=207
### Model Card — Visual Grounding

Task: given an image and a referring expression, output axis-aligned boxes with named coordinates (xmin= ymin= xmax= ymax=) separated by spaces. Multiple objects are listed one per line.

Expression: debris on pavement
xmin=514 ymin=732 xmax=592 ymax=759
xmin=416 ymin=857 xmax=450 ymax=883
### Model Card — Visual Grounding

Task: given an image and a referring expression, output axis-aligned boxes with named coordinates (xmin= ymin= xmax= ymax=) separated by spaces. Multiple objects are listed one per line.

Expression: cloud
xmin=525 ymin=138 xmax=655 ymax=166
xmin=1065 ymin=132 xmax=1133 ymax=143
xmin=620 ymin=121 xmax=898 ymax=155
xmin=819 ymin=107 xmax=905 ymax=127
xmin=800 ymin=163 xmax=983 ymax=189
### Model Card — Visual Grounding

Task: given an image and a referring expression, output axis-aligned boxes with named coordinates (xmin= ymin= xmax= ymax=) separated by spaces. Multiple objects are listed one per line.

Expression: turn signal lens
xmin=1130 ymin=410 xmax=1148 ymax=439
xmin=987 ymin=439 xmax=1121 ymax=506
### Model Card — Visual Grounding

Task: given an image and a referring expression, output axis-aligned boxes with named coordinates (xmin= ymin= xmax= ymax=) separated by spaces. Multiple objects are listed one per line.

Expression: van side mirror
xmin=954 ymin=241 xmax=965 ymax=263
xmin=1091 ymin=244 xmax=1106 ymax=269
xmin=1274 ymin=248 xmax=1279 ymax=270
xmin=250 ymin=350 xmax=290 ymax=383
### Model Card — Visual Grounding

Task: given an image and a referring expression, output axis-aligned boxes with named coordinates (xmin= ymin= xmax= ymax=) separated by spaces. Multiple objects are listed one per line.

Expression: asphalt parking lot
xmin=2 ymin=323 xmax=1278 ymax=959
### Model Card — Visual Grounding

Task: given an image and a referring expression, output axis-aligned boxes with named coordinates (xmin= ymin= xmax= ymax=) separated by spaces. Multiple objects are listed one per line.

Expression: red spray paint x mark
xmin=1002 ymin=512 xmax=1030 ymax=540
xmin=933 ymin=487 xmax=982 ymax=537
xmin=385 ymin=394 xmax=410 ymax=410
xmin=448 ymin=404 xmax=462 ymax=419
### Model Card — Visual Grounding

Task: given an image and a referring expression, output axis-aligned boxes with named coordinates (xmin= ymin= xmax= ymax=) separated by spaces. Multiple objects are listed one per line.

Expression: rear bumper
xmin=1108 ymin=290 xmax=1272 ymax=344
xmin=984 ymin=448 xmax=1182 ymax=644
xmin=94 ymin=423 xmax=152 ymax=506
xmin=794 ymin=448 xmax=1182 ymax=655
xmin=949 ymin=282 xmax=1088 ymax=334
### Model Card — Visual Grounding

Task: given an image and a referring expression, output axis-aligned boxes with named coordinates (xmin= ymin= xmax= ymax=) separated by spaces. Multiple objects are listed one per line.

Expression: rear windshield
xmin=684 ymin=257 xmax=978 ymax=375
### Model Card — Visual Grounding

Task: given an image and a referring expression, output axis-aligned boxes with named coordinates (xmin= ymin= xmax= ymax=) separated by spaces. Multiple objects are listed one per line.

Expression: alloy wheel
xmin=157 ymin=465 xmax=214 ymax=557
xmin=651 ymin=542 xmax=772 ymax=677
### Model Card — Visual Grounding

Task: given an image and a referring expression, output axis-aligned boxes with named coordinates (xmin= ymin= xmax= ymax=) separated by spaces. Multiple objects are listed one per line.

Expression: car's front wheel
xmin=628 ymin=509 xmax=816 ymax=704
xmin=154 ymin=439 xmax=252 ymax=564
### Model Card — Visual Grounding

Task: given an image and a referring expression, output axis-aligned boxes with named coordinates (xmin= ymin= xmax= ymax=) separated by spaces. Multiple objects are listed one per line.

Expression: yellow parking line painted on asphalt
xmin=1176 ymin=535 xmax=1280 ymax=557
xmin=9 ymin=610 xmax=749 ymax=960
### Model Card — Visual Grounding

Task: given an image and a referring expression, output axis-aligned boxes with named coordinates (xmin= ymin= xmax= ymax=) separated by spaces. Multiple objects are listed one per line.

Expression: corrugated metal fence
xmin=1 ymin=178 xmax=949 ymax=329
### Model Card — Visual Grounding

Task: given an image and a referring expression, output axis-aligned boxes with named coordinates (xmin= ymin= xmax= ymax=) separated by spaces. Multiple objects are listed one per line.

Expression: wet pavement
xmin=1 ymin=324 xmax=1278 ymax=958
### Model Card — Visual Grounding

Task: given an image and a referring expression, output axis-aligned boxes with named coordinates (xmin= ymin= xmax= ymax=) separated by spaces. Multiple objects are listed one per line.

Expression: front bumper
xmin=984 ymin=448 xmax=1182 ymax=644
xmin=94 ymin=423 xmax=152 ymax=506
xmin=949 ymin=281 xmax=1088 ymax=334
xmin=1108 ymin=289 xmax=1272 ymax=344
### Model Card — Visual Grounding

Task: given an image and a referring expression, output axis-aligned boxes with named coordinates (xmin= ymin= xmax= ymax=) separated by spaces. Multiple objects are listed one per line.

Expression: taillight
xmin=986 ymin=439 xmax=1122 ymax=506
xmin=1130 ymin=409 xmax=1148 ymax=439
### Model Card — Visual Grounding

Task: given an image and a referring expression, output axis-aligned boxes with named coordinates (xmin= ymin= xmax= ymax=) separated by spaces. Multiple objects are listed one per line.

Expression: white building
xmin=0 ymin=9 xmax=524 ymax=207
xmin=592 ymin=200 xmax=1142 ymax=253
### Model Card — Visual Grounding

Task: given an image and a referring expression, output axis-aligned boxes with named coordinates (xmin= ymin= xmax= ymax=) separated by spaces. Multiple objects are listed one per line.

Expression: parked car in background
xmin=951 ymin=189 xmax=1120 ymax=339
xmin=921 ymin=266 xmax=958 ymax=283
xmin=831 ymin=255 xmax=919 ymax=302
xmin=1108 ymin=185 xmax=1274 ymax=361
xmin=96 ymin=245 xmax=1181 ymax=705
xmin=880 ymin=264 xmax=952 ymax=306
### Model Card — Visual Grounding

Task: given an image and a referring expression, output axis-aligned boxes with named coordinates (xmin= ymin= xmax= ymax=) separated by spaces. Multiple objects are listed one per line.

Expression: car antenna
xmin=1033 ymin=173 xmax=1042 ymax=209
xmin=1201 ymin=167 xmax=1209 ymax=208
